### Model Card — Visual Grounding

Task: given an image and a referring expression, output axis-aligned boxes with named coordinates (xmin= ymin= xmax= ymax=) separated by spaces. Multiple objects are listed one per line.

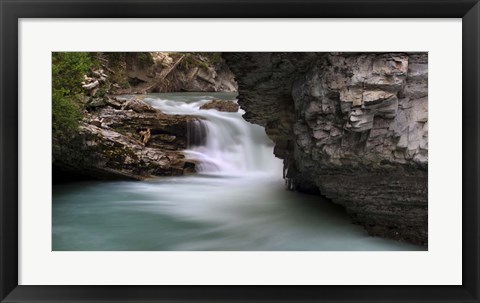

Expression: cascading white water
xmin=52 ymin=92 xmax=426 ymax=251
xmin=144 ymin=93 xmax=283 ymax=175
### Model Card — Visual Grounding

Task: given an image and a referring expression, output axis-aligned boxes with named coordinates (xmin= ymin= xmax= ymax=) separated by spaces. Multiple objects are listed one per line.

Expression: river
xmin=52 ymin=92 xmax=425 ymax=251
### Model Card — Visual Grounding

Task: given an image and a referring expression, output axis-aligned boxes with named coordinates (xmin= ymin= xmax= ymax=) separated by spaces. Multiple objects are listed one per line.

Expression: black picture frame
xmin=1 ymin=0 xmax=478 ymax=302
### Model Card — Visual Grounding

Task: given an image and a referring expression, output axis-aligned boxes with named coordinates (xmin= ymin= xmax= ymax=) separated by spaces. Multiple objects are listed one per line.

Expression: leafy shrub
xmin=136 ymin=52 xmax=154 ymax=68
xmin=52 ymin=52 xmax=92 ymax=136
xmin=52 ymin=89 xmax=82 ymax=134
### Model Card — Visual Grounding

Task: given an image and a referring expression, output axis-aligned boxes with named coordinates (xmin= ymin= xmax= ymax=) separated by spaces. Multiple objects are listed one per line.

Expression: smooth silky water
xmin=52 ymin=92 xmax=426 ymax=251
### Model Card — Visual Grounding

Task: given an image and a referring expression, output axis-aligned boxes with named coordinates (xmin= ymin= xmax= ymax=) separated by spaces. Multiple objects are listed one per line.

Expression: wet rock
xmin=121 ymin=97 xmax=157 ymax=113
xmin=105 ymin=97 xmax=124 ymax=109
xmin=200 ymin=100 xmax=239 ymax=112
xmin=53 ymin=99 xmax=199 ymax=180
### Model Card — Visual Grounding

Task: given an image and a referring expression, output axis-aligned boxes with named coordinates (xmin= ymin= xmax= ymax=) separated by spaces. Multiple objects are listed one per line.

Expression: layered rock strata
xmin=53 ymin=98 xmax=197 ymax=181
xmin=224 ymin=52 xmax=428 ymax=245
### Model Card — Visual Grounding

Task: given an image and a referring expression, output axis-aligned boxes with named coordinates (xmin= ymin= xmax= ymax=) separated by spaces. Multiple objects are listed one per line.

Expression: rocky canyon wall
xmin=114 ymin=52 xmax=237 ymax=94
xmin=224 ymin=52 xmax=428 ymax=245
xmin=53 ymin=97 xmax=197 ymax=182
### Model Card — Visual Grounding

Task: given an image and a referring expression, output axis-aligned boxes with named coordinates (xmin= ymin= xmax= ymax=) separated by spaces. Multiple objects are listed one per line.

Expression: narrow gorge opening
xmin=52 ymin=52 xmax=427 ymax=251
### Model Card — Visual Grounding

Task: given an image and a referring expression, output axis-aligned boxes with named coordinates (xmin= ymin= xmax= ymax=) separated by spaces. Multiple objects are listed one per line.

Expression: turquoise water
xmin=52 ymin=93 xmax=426 ymax=251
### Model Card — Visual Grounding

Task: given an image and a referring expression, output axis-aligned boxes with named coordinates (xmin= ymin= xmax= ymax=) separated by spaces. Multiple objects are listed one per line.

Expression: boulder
xmin=200 ymin=100 xmax=239 ymax=112
xmin=121 ymin=97 xmax=157 ymax=113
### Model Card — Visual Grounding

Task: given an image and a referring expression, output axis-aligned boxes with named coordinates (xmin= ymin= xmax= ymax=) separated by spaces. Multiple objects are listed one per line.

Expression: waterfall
xmin=187 ymin=119 xmax=207 ymax=147
xmin=145 ymin=93 xmax=283 ymax=175
xmin=54 ymin=93 xmax=426 ymax=251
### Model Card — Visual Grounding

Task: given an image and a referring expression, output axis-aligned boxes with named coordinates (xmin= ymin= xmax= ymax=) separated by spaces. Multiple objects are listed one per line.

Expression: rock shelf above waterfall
xmin=200 ymin=100 xmax=240 ymax=112
xmin=53 ymin=97 xmax=198 ymax=181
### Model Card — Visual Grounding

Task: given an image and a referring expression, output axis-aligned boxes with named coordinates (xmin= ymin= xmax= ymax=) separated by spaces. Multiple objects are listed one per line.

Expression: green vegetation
xmin=135 ymin=52 xmax=154 ymax=68
xmin=52 ymin=52 xmax=92 ymax=137
xmin=103 ymin=52 xmax=153 ymax=88
xmin=105 ymin=53 xmax=129 ymax=89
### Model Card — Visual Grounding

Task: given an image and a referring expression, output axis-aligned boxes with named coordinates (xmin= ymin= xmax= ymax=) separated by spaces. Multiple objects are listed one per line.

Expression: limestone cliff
xmin=224 ymin=52 xmax=428 ymax=245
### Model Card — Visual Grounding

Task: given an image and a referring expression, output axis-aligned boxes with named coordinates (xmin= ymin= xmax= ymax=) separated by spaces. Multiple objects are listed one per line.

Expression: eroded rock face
xmin=224 ymin=52 xmax=428 ymax=245
xmin=224 ymin=52 xmax=321 ymax=160
xmin=53 ymin=98 xmax=197 ymax=181
xmin=114 ymin=53 xmax=238 ymax=94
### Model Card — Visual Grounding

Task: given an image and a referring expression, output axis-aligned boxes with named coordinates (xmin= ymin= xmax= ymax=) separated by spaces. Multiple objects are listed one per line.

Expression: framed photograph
xmin=1 ymin=0 xmax=478 ymax=302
